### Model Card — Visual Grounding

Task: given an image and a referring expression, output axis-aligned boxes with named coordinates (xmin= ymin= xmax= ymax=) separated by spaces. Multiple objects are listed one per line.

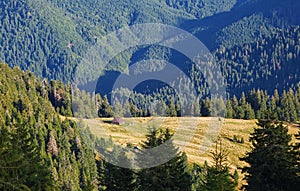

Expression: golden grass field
xmin=61 ymin=116 xmax=299 ymax=189
xmin=71 ymin=117 xmax=299 ymax=169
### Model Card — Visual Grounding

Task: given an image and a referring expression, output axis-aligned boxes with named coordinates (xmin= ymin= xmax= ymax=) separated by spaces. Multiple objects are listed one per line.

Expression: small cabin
xmin=111 ymin=117 xmax=125 ymax=125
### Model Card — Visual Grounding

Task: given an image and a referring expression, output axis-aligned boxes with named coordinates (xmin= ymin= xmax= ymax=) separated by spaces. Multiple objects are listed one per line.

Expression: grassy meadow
xmin=62 ymin=116 xmax=299 ymax=169
xmin=78 ymin=117 xmax=257 ymax=168
xmin=61 ymin=116 xmax=299 ymax=187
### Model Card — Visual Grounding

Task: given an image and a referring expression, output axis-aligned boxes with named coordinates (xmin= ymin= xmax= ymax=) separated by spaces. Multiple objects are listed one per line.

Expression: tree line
xmin=57 ymin=82 xmax=300 ymax=122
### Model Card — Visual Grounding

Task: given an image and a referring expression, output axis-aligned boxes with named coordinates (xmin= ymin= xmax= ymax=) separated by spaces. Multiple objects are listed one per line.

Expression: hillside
xmin=79 ymin=117 xmax=256 ymax=167
xmin=1 ymin=0 xmax=300 ymax=96
xmin=183 ymin=0 xmax=300 ymax=49
xmin=0 ymin=64 xmax=98 ymax=190
xmin=1 ymin=0 xmax=233 ymax=81
xmin=75 ymin=116 xmax=299 ymax=188
xmin=79 ymin=117 xmax=299 ymax=167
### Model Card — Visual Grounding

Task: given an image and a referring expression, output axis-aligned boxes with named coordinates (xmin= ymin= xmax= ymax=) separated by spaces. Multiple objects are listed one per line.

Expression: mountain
xmin=0 ymin=0 xmax=230 ymax=81
xmin=183 ymin=0 xmax=300 ymax=49
xmin=0 ymin=0 xmax=300 ymax=96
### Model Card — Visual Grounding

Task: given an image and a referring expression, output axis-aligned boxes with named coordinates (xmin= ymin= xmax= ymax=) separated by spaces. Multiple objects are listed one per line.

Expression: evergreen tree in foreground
xmin=136 ymin=128 xmax=191 ymax=191
xmin=197 ymin=138 xmax=237 ymax=191
xmin=241 ymin=120 xmax=299 ymax=191
xmin=0 ymin=115 xmax=53 ymax=190
xmin=97 ymin=146 xmax=136 ymax=191
xmin=293 ymin=123 xmax=300 ymax=188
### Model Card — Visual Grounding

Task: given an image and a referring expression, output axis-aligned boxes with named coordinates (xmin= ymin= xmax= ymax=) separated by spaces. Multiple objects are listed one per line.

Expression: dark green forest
xmin=1 ymin=0 xmax=300 ymax=190
xmin=1 ymin=0 xmax=300 ymax=95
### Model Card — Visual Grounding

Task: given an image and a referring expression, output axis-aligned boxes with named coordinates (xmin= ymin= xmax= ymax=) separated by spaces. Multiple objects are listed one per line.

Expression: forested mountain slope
xmin=1 ymin=0 xmax=230 ymax=82
xmin=0 ymin=64 xmax=98 ymax=190
xmin=217 ymin=26 xmax=300 ymax=95
xmin=182 ymin=0 xmax=300 ymax=48
xmin=1 ymin=0 xmax=300 ymax=95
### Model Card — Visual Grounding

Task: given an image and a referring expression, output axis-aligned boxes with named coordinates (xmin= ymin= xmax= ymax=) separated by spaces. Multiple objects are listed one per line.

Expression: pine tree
xmin=233 ymin=170 xmax=239 ymax=187
xmin=288 ymin=89 xmax=297 ymax=122
xmin=175 ymin=103 xmax=181 ymax=117
xmin=212 ymin=97 xmax=226 ymax=117
xmin=98 ymin=95 xmax=113 ymax=117
xmin=244 ymin=103 xmax=255 ymax=120
xmin=136 ymin=128 xmax=191 ymax=191
xmin=231 ymin=96 xmax=239 ymax=118
xmin=296 ymin=85 xmax=300 ymax=119
xmin=246 ymin=90 xmax=261 ymax=113
xmin=201 ymin=98 xmax=212 ymax=117
xmin=226 ymin=99 xmax=233 ymax=118
xmin=236 ymin=92 xmax=247 ymax=119
xmin=257 ymin=91 xmax=268 ymax=119
xmin=123 ymin=100 xmax=132 ymax=117
xmin=199 ymin=139 xmax=237 ymax=191
xmin=193 ymin=97 xmax=201 ymax=117
xmin=113 ymin=99 xmax=123 ymax=117
xmin=47 ymin=130 xmax=58 ymax=157
xmin=156 ymin=100 xmax=167 ymax=117
xmin=168 ymin=101 xmax=177 ymax=117
xmin=191 ymin=163 xmax=205 ymax=191
xmin=98 ymin=148 xmax=136 ymax=191
xmin=241 ymin=120 xmax=299 ymax=191
xmin=0 ymin=117 xmax=53 ymax=190
xmin=293 ymin=123 xmax=300 ymax=188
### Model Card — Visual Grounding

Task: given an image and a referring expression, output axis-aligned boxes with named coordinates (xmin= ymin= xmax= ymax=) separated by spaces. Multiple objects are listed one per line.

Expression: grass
xmin=77 ymin=117 xmax=255 ymax=167
xmin=59 ymin=116 xmax=300 ymax=189
xmin=62 ymin=116 xmax=299 ymax=189
xmin=61 ymin=116 xmax=299 ymax=166
xmin=71 ymin=117 xmax=299 ymax=167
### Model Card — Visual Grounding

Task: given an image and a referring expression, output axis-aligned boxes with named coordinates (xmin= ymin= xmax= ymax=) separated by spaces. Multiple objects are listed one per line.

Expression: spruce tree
xmin=231 ymin=96 xmax=239 ymax=118
xmin=241 ymin=120 xmax=299 ymax=191
xmin=168 ymin=101 xmax=177 ymax=117
xmin=244 ymin=103 xmax=255 ymax=120
xmin=201 ymin=98 xmax=212 ymax=117
xmin=293 ymin=124 xmax=300 ymax=188
xmin=98 ymin=95 xmax=113 ymax=117
xmin=113 ymin=99 xmax=123 ymax=117
xmin=0 ymin=116 xmax=53 ymax=190
xmin=136 ymin=128 xmax=191 ymax=191
xmin=98 ymin=147 xmax=136 ymax=191
xmin=226 ymin=99 xmax=233 ymax=118
xmin=199 ymin=139 xmax=237 ymax=191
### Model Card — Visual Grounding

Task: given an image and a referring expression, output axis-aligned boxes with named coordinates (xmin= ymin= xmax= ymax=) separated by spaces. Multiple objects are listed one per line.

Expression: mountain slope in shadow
xmin=180 ymin=0 xmax=300 ymax=49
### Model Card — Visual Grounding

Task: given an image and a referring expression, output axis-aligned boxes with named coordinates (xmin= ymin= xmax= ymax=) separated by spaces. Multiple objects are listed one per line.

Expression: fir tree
xmin=98 ymin=95 xmax=113 ymax=117
xmin=168 ymin=101 xmax=177 ymax=117
xmin=241 ymin=120 xmax=299 ymax=191
xmin=199 ymin=139 xmax=237 ymax=191
xmin=98 ymin=147 xmax=136 ymax=191
xmin=0 ymin=117 xmax=53 ymax=190
xmin=136 ymin=128 xmax=191 ymax=191
xmin=226 ymin=99 xmax=233 ymax=118
xmin=244 ymin=103 xmax=255 ymax=119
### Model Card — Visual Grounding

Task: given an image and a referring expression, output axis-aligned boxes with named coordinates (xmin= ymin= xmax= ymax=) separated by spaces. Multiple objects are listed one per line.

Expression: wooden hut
xmin=111 ymin=117 xmax=125 ymax=125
